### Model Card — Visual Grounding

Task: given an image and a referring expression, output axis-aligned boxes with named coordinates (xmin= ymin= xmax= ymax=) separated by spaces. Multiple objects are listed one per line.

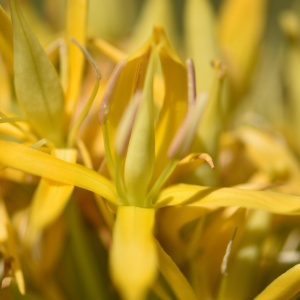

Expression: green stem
xmin=102 ymin=122 xmax=115 ymax=179
xmin=67 ymin=81 xmax=99 ymax=148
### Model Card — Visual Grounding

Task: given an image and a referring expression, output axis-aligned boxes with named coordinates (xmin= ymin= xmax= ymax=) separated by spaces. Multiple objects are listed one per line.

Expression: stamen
xmin=145 ymin=159 xmax=178 ymax=206
xmin=67 ymin=37 xmax=101 ymax=148
xmin=186 ymin=58 xmax=196 ymax=107
xmin=168 ymin=92 xmax=209 ymax=160
xmin=114 ymin=91 xmax=143 ymax=157
xmin=99 ymin=60 xmax=126 ymax=125
xmin=221 ymin=226 xmax=238 ymax=276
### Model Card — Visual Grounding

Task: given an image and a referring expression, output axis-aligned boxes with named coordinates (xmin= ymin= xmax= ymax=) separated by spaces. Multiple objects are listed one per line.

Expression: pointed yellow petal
xmin=254 ymin=264 xmax=300 ymax=300
xmin=184 ymin=0 xmax=219 ymax=91
xmin=10 ymin=0 xmax=64 ymax=146
xmin=0 ymin=6 xmax=13 ymax=71
xmin=153 ymin=27 xmax=188 ymax=182
xmin=29 ymin=149 xmax=77 ymax=234
xmin=110 ymin=206 xmax=157 ymax=300
xmin=235 ymin=126 xmax=300 ymax=195
xmin=154 ymin=184 xmax=300 ymax=215
xmin=218 ymin=0 xmax=268 ymax=92
xmin=0 ymin=140 xmax=118 ymax=204
xmin=65 ymin=0 xmax=87 ymax=119
xmin=156 ymin=241 xmax=198 ymax=300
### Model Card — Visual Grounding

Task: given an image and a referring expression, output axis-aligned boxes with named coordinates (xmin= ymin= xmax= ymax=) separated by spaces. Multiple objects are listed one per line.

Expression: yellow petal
xmin=110 ymin=206 xmax=157 ymax=300
xmin=28 ymin=149 xmax=77 ymax=234
xmin=10 ymin=0 xmax=64 ymax=146
xmin=0 ymin=140 xmax=118 ymax=204
xmin=254 ymin=264 xmax=300 ymax=300
xmin=65 ymin=0 xmax=87 ymax=120
xmin=156 ymin=240 xmax=198 ymax=300
xmin=235 ymin=126 xmax=300 ymax=195
xmin=218 ymin=0 xmax=268 ymax=93
xmin=184 ymin=0 xmax=219 ymax=91
xmin=154 ymin=184 xmax=300 ymax=215
xmin=0 ymin=6 xmax=13 ymax=71
xmin=152 ymin=27 xmax=188 ymax=182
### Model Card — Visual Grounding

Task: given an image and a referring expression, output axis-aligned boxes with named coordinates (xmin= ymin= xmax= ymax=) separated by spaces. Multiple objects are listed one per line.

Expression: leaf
xmin=154 ymin=184 xmax=300 ymax=215
xmin=0 ymin=140 xmax=118 ymax=204
xmin=110 ymin=206 xmax=157 ymax=300
xmin=10 ymin=0 xmax=65 ymax=146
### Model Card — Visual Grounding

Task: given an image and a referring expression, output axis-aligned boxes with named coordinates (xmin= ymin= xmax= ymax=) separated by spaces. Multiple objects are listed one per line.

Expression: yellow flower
xmin=2 ymin=19 xmax=300 ymax=299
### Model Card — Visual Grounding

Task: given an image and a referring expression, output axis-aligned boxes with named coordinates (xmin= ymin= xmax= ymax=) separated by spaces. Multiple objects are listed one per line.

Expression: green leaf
xmin=10 ymin=0 xmax=65 ymax=147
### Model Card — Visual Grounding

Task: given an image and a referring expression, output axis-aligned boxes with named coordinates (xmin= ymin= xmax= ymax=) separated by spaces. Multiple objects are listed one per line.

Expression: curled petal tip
xmin=198 ymin=153 xmax=215 ymax=169
xmin=99 ymin=60 xmax=126 ymax=125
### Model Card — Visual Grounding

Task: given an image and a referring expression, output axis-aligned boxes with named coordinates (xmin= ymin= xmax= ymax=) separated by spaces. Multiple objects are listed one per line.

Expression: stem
xmin=67 ymin=81 xmax=100 ymax=148
xmin=102 ymin=123 xmax=115 ymax=179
